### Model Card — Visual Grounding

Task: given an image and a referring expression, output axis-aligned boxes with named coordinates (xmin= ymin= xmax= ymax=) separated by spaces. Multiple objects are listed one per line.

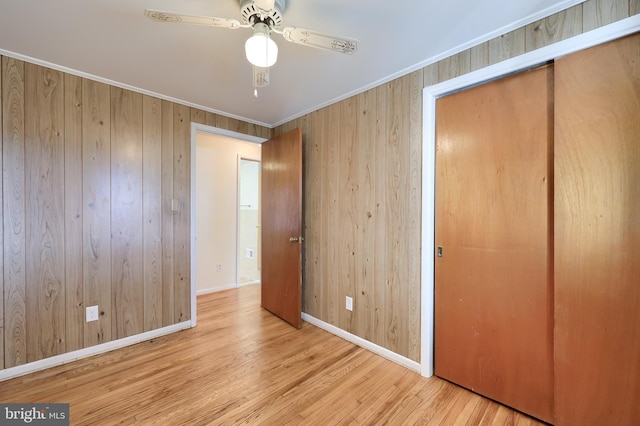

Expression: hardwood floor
xmin=0 ymin=285 xmax=546 ymax=425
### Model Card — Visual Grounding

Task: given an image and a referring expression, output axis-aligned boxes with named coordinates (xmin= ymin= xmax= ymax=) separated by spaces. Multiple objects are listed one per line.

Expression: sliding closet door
xmin=434 ymin=65 xmax=554 ymax=423
xmin=555 ymin=32 xmax=640 ymax=425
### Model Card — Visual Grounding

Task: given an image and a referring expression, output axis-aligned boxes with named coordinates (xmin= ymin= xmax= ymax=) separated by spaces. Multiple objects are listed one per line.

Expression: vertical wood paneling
xmin=632 ymin=0 xmax=640 ymax=15
xmin=583 ymin=0 xmax=630 ymax=30
xmin=407 ymin=70 xmax=423 ymax=360
xmin=373 ymin=82 xmax=388 ymax=348
xmin=24 ymin=63 xmax=65 ymax=361
xmin=438 ymin=50 xmax=471 ymax=82
xmin=525 ymin=5 xmax=583 ymax=51
xmin=205 ymin=112 xmax=217 ymax=128
xmin=82 ymin=79 xmax=112 ymax=347
xmin=173 ymin=104 xmax=191 ymax=322
xmin=143 ymin=95 xmax=163 ymax=331
xmin=190 ymin=109 xmax=205 ymax=126
xmin=215 ymin=115 xmax=230 ymax=132
xmin=355 ymin=89 xmax=376 ymax=341
xmin=111 ymin=87 xmax=144 ymax=339
xmin=64 ymin=74 xmax=84 ymax=352
xmin=2 ymin=57 xmax=26 ymax=368
xmin=161 ymin=100 xmax=175 ymax=326
xmin=322 ymin=103 xmax=341 ymax=325
xmin=488 ymin=28 xmax=525 ymax=64
xmin=470 ymin=42 xmax=490 ymax=71
xmin=423 ymin=63 xmax=440 ymax=87
xmin=302 ymin=111 xmax=322 ymax=317
xmin=384 ymin=78 xmax=400 ymax=354
xmin=338 ymin=97 xmax=357 ymax=331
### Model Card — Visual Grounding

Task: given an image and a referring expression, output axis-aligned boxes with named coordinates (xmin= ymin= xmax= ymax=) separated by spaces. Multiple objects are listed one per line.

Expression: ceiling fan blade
xmin=144 ymin=9 xmax=244 ymax=29
xmin=281 ymin=27 xmax=358 ymax=55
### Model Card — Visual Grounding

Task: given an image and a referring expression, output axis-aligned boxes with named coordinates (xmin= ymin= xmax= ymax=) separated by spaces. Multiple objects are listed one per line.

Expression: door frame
xmin=420 ymin=16 xmax=640 ymax=377
xmin=190 ymin=123 xmax=267 ymax=326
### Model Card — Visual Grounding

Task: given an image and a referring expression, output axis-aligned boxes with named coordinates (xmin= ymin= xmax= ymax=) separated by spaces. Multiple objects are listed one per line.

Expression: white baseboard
xmin=301 ymin=313 xmax=421 ymax=373
xmin=239 ymin=280 xmax=260 ymax=287
xmin=196 ymin=284 xmax=237 ymax=295
xmin=0 ymin=321 xmax=192 ymax=382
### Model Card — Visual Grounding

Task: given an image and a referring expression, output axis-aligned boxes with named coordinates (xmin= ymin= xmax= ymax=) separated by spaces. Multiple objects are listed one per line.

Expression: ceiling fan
xmin=145 ymin=0 xmax=358 ymax=96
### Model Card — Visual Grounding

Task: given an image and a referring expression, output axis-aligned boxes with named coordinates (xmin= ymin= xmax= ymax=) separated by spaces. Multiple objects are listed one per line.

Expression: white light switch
xmin=346 ymin=296 xmax=353 ymax=311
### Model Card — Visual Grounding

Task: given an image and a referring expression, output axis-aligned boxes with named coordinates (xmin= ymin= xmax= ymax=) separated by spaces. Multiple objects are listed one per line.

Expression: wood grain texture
xmin=633 ymin=0 xmax=640 ymax=15
xmin=82 ymin=79 xmax=112 ymax=347
xmin=172 ymin=104 xmax=190 ymax=322
xmin=142 ymin=95 xmax=163 ymax=331
xmin=435 ymin=65 xmax=554 ymax=423
xmin=0 ymin=286 xmax=545 ymax=425
xmin=322 ymin=103 xmax=341 ymax=326
xmin=338 ymin=97 xmax=357 ymax=332
xmin=384 ymin=77 xmax=409 ymax=356
xmin=301 ymin=111 xmax=321 ymax=318
xmin=373 ymin=81 xmax=389 ymax=349
xmin=470 ymin=42 xmax=490 ymax=71
xmin=161 ymin=100 xmax=175 ymax=327
xmin=407 ymin=69 xmax=423 ymax=361
xmin=111 ymin=87 xmax=144 ymax=339
xmin=355 ymin=89 xmax=375 ymax=341
xmin=261 ymin=128 xmax=303 ymax=328
xmin=438 ymin=50 xmax=471 ymax=82
xmin=2 ymin=56 xmax=27 ymax=368
xmin=555 ymin=31 xmax=640 ymax=426
xmin=24 ymin=63 xmax=65 ymax=362
xmin=525 ymin=4 xmax=583 ymax=51
xmin=488 ymin=28 xmax=525 ymax=64
xmin=64 ymin=74 xmax=84 ymax=352
xmin=423 ymin=62 xmax=440 ymax=86
xmin=583 ymin=0 xmax=630 ymax=31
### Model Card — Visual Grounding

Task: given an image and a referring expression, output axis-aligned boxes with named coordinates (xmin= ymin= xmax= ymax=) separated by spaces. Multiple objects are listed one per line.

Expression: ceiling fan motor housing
xmin=240 ymin=0 xmax=285 ymax=29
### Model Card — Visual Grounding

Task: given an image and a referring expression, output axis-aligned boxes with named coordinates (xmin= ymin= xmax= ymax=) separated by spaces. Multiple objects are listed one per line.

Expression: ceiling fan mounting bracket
xmin=240 ymin=0 xmax=284 ymax=30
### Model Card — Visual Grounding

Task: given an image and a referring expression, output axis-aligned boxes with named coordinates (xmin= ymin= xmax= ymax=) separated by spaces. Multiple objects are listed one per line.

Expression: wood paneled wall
xmin=0 ymin=56 xmax=270 ymax=370
xmin=273 ymin=0 xmax=639 ymax=361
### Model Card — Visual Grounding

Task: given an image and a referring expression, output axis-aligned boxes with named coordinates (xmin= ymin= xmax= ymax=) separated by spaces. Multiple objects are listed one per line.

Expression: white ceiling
xmin=0 ymin=0 xmax=581 ymax=127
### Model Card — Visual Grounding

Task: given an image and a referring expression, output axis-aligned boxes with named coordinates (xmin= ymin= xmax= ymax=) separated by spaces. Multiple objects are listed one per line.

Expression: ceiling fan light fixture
xmin=245 ymin=22 xmax=278 ymax=67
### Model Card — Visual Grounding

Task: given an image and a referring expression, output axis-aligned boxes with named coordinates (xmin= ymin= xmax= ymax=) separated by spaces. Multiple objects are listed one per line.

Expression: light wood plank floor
xmin=0 ymin=285 xmax=547 ymax=425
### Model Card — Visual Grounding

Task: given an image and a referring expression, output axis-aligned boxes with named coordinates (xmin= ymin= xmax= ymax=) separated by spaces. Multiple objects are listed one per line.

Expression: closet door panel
xmin=555 ymin=32 xmax=640 ymax=426
xmin=435 ymin=64 xmax=554 ymax=423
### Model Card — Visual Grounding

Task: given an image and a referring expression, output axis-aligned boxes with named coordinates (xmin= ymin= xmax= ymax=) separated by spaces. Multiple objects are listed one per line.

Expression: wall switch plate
xmin=346 ymin=296 xmax=353 ymax=311
xmin=86 ymin=305 xmax=99 ymax=322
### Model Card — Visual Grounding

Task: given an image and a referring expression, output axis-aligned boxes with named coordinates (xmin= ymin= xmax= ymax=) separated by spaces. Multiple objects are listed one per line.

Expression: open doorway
xmin=237 ymin=158 xmax=261 ymax=286
xmin=191 ymin=124 xmax=265 ymax=300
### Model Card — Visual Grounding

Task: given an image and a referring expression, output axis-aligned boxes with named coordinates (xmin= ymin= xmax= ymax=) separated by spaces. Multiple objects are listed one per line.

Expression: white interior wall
xmin=196 ymin=132 xmax=261 ymax=294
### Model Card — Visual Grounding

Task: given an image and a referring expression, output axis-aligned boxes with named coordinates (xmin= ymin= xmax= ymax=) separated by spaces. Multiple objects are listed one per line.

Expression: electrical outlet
xmin=217 ymin=264 xmax=222 ymax=272
xmin=346 ymin=296 xmax=353 ymax=311
xmin=86 ymin=305 xmax=99 ymax=322
xmin=171 ymin=199 xmax=179 ymax=212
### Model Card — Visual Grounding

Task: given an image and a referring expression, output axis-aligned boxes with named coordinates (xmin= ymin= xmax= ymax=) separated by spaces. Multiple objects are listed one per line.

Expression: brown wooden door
xmin=261 ymin=128 xmax=303 ymax=328
xmin=434 ymin=65 xmax=554 ymax=423
xmin=554 ymin=32 xmax=640 ymax=426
